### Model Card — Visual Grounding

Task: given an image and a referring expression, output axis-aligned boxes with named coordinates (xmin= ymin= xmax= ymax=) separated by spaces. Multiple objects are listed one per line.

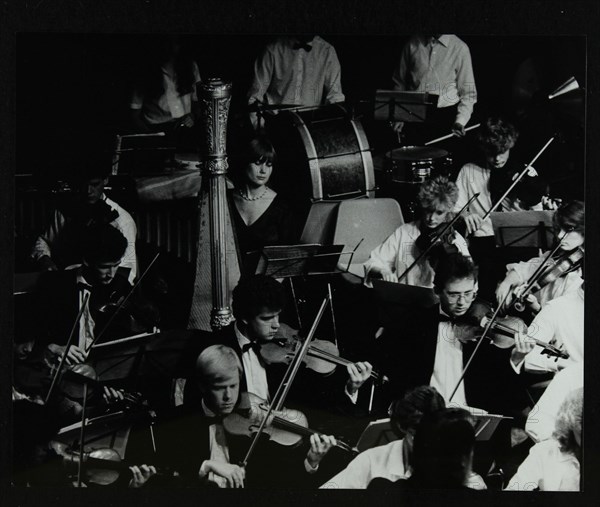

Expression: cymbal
xmin=387 ymin=145 xmax=449 ymax=161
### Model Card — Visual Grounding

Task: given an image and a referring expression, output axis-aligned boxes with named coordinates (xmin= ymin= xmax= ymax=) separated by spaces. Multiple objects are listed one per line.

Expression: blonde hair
xmin=195 ymin=345 xmax=242 ymax=385
xmin=417 ymin=176 xmax=459 ymax=212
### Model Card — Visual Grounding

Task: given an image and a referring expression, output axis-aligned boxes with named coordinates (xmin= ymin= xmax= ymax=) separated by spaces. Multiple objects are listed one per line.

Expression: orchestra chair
xmin=332 ymin=198 xmax=404 ymax=282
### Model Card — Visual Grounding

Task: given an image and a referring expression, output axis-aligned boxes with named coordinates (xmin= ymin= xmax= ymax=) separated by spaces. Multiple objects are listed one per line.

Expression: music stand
xmin=490 ymin=211 xmax=554 ymax=250
xmin=374 ymin=90 xmax=439 ymax=123
xmin=254 ymin=244 xmax=347 ymax=279
xmin=371 ymin=279 xmax=438 ymax=308
xmin=355 ymin=418 xmax=399 ymax=452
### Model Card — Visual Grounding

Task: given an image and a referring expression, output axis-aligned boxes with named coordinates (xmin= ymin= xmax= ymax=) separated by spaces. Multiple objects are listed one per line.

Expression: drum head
xmin=387 ymin=145 xmax=448 ymax=161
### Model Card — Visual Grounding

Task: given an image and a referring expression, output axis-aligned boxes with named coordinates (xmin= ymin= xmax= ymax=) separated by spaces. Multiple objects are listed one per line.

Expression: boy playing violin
xmin=158 ymin=344 xmax=337 ymax=488
xmin=364 ymin=176 xmax=470 ymax=288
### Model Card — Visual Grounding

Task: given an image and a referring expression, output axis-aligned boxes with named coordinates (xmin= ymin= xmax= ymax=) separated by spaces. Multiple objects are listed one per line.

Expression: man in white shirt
xmin=392 ymin=34 xmax=477 ymax=138
xmin=247 ymin=35 xmax=345 ymax=128
xmin=31 ymin=168 xmax=138 ymax=283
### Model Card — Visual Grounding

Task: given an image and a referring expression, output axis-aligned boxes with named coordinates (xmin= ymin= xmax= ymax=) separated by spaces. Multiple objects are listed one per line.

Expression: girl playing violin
xmin=364 ymin=176 xmax=470 ymax=288
xmin=496 ymin=200 xmax=584 ymax=314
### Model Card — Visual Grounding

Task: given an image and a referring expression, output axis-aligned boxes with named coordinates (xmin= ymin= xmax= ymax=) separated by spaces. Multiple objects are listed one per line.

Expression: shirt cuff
xmin=198 ymin=460 xmax=210 ymax=478
xmin=304 ymin=458 xmax=319 ymax=474
xmin=345 ymin=385 xmax=359 ymax=404
xmin=510 ymin=356 xmax=524 ymax=374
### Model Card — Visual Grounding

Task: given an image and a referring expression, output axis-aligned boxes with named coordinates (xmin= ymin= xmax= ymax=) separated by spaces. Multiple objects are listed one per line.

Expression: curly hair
xmin=231 ymin=275 xmax=285 ymax=321
xmin=553 ymin=200 xmax=585 ymax=235
xmin=477 ymin=117 xmax=519 ymax=156
xmin=417 ymin=176 xmax=459 ymax=212
xmin=553 ymin=387 xmax=583 ymax=455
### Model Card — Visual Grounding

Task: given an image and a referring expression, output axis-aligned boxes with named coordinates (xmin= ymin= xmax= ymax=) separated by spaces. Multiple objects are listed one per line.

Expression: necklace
xmin=239 ymin=186 xmax=269 ymax=201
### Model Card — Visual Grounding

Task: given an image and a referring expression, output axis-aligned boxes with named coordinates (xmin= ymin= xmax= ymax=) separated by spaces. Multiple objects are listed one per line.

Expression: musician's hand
xmin=47 ymin=343 xmax=87 ymax=365
xmin=452 ymin=122 xmax=466 ymax=137
xmin=510 ymin=326 xmax=535 ymax=366
xmin=346 ymin=361 xmax=373 ymax=395
xmin=177 ymin=113 xmax=194 ymax=128
xmin=202 ymin=461 xmax=245 ymax=488
xmin=371 ymin=266 xmax=398 ymax=283
xmin=307 ymin=434 xmax=337 ymax=468
xmin=463 ymin=213 xmax=483 ymax=235
xmin=38 ymin=255 xmax=58 ymax=271
xmin=391 ymin=121 xmax=404 ymax=133
xmin=102 ymin=386 xmax=125 ymax=405
xmin=523 ymin=294 xmax=541 ymax=314
xmin=541 ymin=195 xmax=561 ymax=210
xmin=128 ymin=464 xmax=157 ymax=488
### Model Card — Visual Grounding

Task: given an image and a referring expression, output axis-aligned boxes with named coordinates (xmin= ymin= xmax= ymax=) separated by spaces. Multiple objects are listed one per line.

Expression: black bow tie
xmin=293 ymin=42 xmax=312 ymax=52
xmin=438 ymin=313 xmax=454 ymax=323
xmin=242 ymin=341 xmax=262 ymax=354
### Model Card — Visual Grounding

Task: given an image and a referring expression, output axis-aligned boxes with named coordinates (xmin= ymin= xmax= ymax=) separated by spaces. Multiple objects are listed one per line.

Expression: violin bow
xmin=508 ymin=229 xmax=570 ymax=311
xmin=480 ymin=135 xmax=556 ymax=223
xmin=85 ymin=252 xmax=160 ymax=352
xmin=448 ymin=296 xmax=507 ymax=404
xmin=240 ymin=294 xmax=330 ymax=468
xmin=396 ymin=193 xmax=479 ymax=284
xmin=45 ymin=292 xmax=91 ymax=404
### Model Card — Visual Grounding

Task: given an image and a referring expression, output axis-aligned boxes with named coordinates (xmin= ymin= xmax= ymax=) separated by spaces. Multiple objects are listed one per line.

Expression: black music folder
xmin=371 ymin=279 xmax=438 ymax=308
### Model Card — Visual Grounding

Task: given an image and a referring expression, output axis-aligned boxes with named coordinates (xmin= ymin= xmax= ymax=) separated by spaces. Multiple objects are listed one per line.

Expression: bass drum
xmin=265 ymin=104 xmax=375 ymax=207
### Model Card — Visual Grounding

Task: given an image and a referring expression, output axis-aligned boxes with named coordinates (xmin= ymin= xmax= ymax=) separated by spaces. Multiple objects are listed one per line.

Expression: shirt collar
xmin=436 ymin=34 xmax=451 ymax=47
xmin=76 ymin=268 xmax=93 ymax=290
xmin=201 ymin=398 xmax=217 ymax=418
xmin=234 ymin=322 xmax=251 ymax=348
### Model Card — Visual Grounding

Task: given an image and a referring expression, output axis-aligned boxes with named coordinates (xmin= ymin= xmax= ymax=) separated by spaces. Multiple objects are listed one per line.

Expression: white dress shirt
xmin=430 ymin=310 xmax=467 ymax=408
xmin=234 ymin=324 xmax=270 ymax=402
xmin=198 ymin=399 xmax=230 ymax=488
xmin=248 ymin=36 xmax=345 ymax=107
xmin=454 ymin=162 xmax=494 ymax=237
xmin=392 ymin=34 xmax=477 ymax=126
xmin=75 ymin=270 xmax=95 ymax=351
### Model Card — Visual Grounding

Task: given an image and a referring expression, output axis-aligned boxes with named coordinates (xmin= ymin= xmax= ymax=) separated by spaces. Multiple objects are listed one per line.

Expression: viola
xmin=455 ymin=300 xmax=569 ymax=359
xmin=512 ymin=246 xmax=584 ymax=312
xmin=259 ymin=323 xmax=387 ymax=383
xmin=223 ymin=392 xmax=356 ymax=455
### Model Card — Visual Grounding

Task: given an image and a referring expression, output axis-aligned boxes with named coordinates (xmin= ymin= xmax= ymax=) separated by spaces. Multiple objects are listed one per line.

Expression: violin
xmin=455 ymin=300 xmax=569 ymax=359
xmin=259 ymin=323 xmax=387 ymax=383
xmin=512 ymin=246 xmax=584 ymax=312
xmin=55 ymin=442 xmax=172 ymax=486
xmin=223 ymin=392 xmax=356 ymax=455
xmin=415 ymin=222 xmax=461 ymax=258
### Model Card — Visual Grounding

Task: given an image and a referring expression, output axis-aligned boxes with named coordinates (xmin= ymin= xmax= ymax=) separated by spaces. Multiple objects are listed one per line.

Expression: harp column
xmin=199 ymin=78 xmax=234 ymax=330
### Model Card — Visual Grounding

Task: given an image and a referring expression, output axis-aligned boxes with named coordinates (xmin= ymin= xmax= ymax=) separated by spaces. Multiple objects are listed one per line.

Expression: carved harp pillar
xmin=188 ymin=79 xmax=240 ymax=331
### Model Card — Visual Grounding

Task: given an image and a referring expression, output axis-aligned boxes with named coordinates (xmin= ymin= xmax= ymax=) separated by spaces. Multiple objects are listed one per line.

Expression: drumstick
xmin=424 ymin=123 xmax=481 ymax=146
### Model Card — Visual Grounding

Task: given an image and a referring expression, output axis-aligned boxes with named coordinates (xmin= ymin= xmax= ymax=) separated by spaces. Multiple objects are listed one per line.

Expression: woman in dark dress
xmin=229 ymin=134 xmax=298 ymax=274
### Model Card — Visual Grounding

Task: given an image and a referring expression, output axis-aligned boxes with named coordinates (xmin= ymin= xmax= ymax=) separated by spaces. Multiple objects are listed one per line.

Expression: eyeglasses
xmin=442 ymin=290 xmax=476 ymax=303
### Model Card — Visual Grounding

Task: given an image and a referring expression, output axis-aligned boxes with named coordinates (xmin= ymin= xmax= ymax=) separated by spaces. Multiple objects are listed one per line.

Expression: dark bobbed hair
xmin=232 ymin=275 xmax=285 ymax=321
xmin=477 ymin=117 xmax=519 ymax=156
xmin=229 ymin=131 xmax=277 ymax=186
xmin=411 ymin=407 xmax=476 ymax=488
xmin=81 ymin=224 xmax=128 ymax=265
xmin=553 ymin=200 xmax=585 ymax=235
xmin=433 ymin=253 xmax=478 ymax=292
xmin=417 ymin=176 xmax=459 ymax=213
xmin=389 ymin=386 xmax=446 ymax=436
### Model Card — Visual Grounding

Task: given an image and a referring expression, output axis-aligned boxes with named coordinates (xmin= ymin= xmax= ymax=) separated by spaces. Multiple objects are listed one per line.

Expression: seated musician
xmin=496 ymin=200 xmax=584 ymax=313
xmin=364 ymin=176 xmax=470 ymax=288
xmin=229 ymin=133 xmax=299 ymax=274
xmin=30 ymin=156 xmax=138 ymax=283
xmin=12 ymin=399 xmax=157 ymax=488
xmin=506 ymin=387 xmax=582 ymax=491
xmin=510 ymin=284 xmax=583 ymax=375
xmin=320 ymin=385 xmax=485 ymax=490
xmin=158 ymin=344 xmax=337 ymax=488
xmin=376 ymin=252 xmax=525 ymax=416
xmin=368 ymin=407 xmax=477 ymax=490
xmin=188 ymin=276 xmax=373 ymax=431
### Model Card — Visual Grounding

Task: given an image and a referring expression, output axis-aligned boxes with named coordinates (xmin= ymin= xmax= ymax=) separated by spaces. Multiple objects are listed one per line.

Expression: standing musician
xmin=496 ymin=200 xmax=584 ymax=314
xmin=157 ymin=345 xmax=337 ymax=488
xmin=187 ymin=276 xmax=373 ymax=423
xmin=364 ymin=176 xmax=470 ymax=288
xmin=391 ymin=34 xmax=477 ymax=140
xmin=247 ymin=35 xmax=345 ymax=129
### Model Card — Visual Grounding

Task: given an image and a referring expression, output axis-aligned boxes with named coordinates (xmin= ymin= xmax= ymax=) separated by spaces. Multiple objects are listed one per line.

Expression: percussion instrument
xmin=266 ymin=104 xmax=375 ymax=203
xmin=385 ymin=145 xmax=452 ymax=184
